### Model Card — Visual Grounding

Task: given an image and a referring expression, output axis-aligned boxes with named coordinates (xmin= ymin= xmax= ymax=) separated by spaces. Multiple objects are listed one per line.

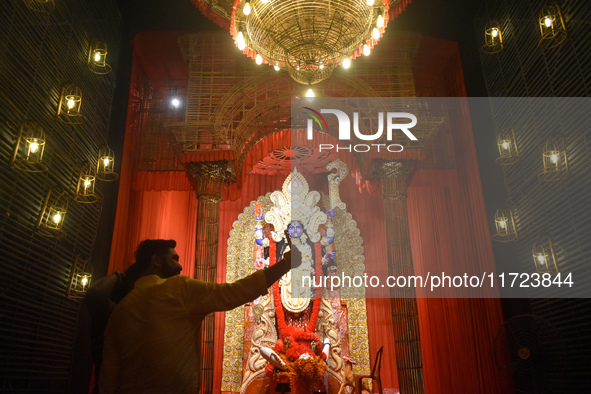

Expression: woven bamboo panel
xmin=477 ymin=0 xmax=591 ymax=391
xmin=0 ymin=0 xmax=121 ymax=390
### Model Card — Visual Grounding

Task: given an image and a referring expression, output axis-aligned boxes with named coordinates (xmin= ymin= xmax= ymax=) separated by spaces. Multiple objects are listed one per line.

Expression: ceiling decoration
xmin=252 ymin=146 xmax=337 ymax=175
xmin=191 ymin=0 xmax=413 ymax=85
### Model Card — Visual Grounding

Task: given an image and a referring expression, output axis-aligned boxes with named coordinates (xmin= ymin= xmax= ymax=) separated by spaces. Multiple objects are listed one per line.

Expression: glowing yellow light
xmin=94 ymin=52 xmax=101 ymax=62
xmin=502 ymin=141 xmax=509 ymax=150
xmin=319 ymin=63 xmax=324 ymax=69
xmin=84 ymin=178 xmax=91 ymax=190
xmin=492 ymin=28 xmax=499 ymax=38
xmin=52 ymin=212 xmax=61 ymax=224
xmin=544 ymin=17 xmax=552 ymax=28
xmin=536 ymin=254 xmax=546 ymax=264
xmin=256 ymin=54 xmax=263 ymax=65
xmin=81 ymin=276 xmax=88 ymax=287
xmin=237 ymin=31 xmax=246 ymax=50
xmin=377 ymin=14 xmax=384 ymax=28
xmin=171 ymin=98 xmax=180 ymax=107
xmin=103 ymin=157 xmax=110 ymax=167
xmin=306 ymin=88 xmax=314 ymax=98
xmin=29 ymin=140 xmax=39 ymax=153
xmin=366 ymin=0 xmax=374 ymax=5
xmin=244 ymin=1 xmax=251 ymax=15
xmin=499 ymin=220 xmax=506 ymax=229
xmin=67 ymin=99 xmax=75 ymax=109
xmin=372 ymin=27 xmax=380 ymax=40
xmin=342 ymin=58 xmax=351 ymax=69
xmin=550 ymin=153 xmax=559 ymax=164
xmin=261 ymin=0 xmax=268 ymax=3
xmin=274 ymin=65 xmax=280 ymax=71
xmin=363 ymin=44 xmax=370 ymax=56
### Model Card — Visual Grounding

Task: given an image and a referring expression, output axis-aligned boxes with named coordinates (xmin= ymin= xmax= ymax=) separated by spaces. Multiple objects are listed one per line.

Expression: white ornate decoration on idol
xmin=265 ymin=168 xmax=327 ymax=313
xmin=265 ymin=168 xmax=327 ymax=243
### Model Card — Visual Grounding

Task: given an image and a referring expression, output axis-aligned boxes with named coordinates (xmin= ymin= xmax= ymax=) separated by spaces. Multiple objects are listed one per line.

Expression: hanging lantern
xmin=87 ymin=40 xmax=112 ymax=74
xmin=23 ymin=0 xmax=54 ymax=13
xmin=57 ymin=83 xmax=85 ymax=124
xmin=10 ymin=121 xmax=48 ymax=173
xmin=97 ymin=145 xmax=119 ymax=181
xmin=496 ymin=129 xmax=519 ymax=165
xmin=538 ymin=137 xmax=569 ymax=182
xmin=37 ymin=187 xmax=68 ymax=238
xmin=482 ymin=20 xmax=503 ymax=54
xmin=491 ymin=208 xmax=518 ymax=242
xmin=532 ymin=237 xmax=559 ymax=273
xmin=538 ymin=2 xmax=567 ymax=48
xmin=67 ymin=255 xmax=93 ymax=298
xmin=75 ymin=160 xmax=100 ymax=203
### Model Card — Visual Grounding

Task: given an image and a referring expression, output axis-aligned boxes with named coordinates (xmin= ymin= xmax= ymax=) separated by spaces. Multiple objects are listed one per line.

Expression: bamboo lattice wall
xmin=476 ymin=0 xmax=591 ymax=391
xmin=0 ymin=0 xmax=121 ymax=390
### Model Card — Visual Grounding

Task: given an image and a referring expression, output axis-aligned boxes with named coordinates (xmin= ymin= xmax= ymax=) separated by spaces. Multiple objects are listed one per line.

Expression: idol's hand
xmin=283 ymin=230 xmax=302 ymax=269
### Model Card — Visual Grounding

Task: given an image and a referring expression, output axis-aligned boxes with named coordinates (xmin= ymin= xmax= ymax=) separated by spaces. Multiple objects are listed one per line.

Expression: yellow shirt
xmin=100 ymin=271 xmax=268 ymax=394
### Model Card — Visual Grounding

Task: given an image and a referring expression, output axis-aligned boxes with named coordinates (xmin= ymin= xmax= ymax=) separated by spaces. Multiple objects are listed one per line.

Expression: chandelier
xmin=230 ymin=0 xmax=391 ymax=85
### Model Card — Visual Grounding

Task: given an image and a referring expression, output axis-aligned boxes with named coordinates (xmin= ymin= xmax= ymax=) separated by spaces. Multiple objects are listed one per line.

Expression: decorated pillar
xmin=375 ymin=159 xmax=425 ymax=394
xmin=187 ymin=159 xmax=236 ymax=394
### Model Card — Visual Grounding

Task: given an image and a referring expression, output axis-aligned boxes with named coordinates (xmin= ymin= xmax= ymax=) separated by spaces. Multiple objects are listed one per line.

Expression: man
xmin=100 ymin=232 xmax=300 ymax=393
xmin=85 ymin=240 xmax=165 ymax=392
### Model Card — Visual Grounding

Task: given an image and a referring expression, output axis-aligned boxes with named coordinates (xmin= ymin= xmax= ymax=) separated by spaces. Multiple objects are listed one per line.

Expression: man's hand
xmin=283 ymin=230 xmax=302 ymax=269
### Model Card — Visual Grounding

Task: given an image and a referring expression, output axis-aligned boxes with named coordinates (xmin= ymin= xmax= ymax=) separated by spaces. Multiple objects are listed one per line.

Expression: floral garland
xmin=271 ymin=239 xmax=323 ymax=337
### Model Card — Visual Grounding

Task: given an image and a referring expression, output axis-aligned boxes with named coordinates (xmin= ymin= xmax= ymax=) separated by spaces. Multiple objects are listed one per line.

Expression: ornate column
xmin=187 ymin=159 xmax=236 ymax=394
xmin=374 ymin=159 xmax=425 ymax=394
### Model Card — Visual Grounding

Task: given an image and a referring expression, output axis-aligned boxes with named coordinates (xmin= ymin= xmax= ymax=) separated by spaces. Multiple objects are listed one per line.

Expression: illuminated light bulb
xmin=274 ymin=65 xmax=280 ymax=71
xmin=94 ymin=52 xmax=101 ymax=62
xmin=306 ymin=87 xmax=314 ymax=99
xmin=363 ymin=44 xmax=370 ymax=56
xmin=366 ymin=0 xmax=374 ymax=5
xmin=52 ymin=212 xmax=61 ymax=224
xmin=342 ymin=58 xmax=351 ymax=69
xmin=243 ymin=1 xmax=251 ymax=15
xmin=237 ymin=31 xmax=246 ymax=50
xmin=103 ymin=157 xmax=110 ymax=167
xmin=261 ymin=0 xmax=268 ymax=3
xmin=81 ymin=276 xmax=88 ymax=287
xmin=171 ymin=98 xmax=180 ymax=108
xmin=544 ymin=17 xmax=552 ymax=28
xmin=319 ymin=63 xmax=324 ymax=69
xmin=492 ymin=28 xmax=499 ymax=38
xmin=372 ymin=27 xmax=380 ymax=40
xmin=256 ymin=54 xmax=263 ymax=65
xmin=550 ymin=153 xmax=559 ymax=164
xmin=67 ymin=99 xmax=75 ymax=109
xmin=499 ymin=220 xmax=507 ymax=229
xmin=502 ymin=141 xmax=509 ymax=150
xmin=377 ymin=14 xmax=384 ymax=28
xmin=537 ymin=254 xmax=546 ymax=264
xmin=29 ymin=139 xmax=39 ymax=153
xmin=84 ymin=178 xmax=91 ymax=190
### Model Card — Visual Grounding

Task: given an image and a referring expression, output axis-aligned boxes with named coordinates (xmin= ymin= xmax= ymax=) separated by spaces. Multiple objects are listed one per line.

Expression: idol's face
xmin=288 ymin=221 xmax=304 ymax=239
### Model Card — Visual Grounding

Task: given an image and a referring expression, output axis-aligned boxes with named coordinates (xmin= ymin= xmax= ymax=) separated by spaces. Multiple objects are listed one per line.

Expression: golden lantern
xmin=10 ymin=121 xmax=48 ymax=173
xmin=491 ymin=208 xmax=518 ymax=242
xmin=23 ymin=0 xmax=54 ymax=13
xmin=538 ymin=137 xmax=569 ymax=182
xmin=87 ymin=40 xmax=112 ymax=75
xmin=97 ymin=145 xmax=119 ymax=181
xmin=482 ymin=20 xmax=503 ymax=54
xmin=231 ymin=0 xmax=389 ymax=85
xmin=57 ymin=83 xmax=85 ymax=124
xmin=538 ymin=2 xmax=567 ymax=48
xmin=75 ymin=161 xmax=100 ymax=203
xmin=496 ymin=129 xmax=519 ymax=165
xmin=37 ymin=187 xmax=68 ymax=238
xmin=532 ymin=236 xmax=559 ymax=273
xmin=67 ymin=255 xmax=93 ymax=298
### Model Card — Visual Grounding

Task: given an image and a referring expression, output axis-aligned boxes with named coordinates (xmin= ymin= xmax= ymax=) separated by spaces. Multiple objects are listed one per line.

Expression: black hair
xmin=122 ymin=239 xmax=177 ymax=289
